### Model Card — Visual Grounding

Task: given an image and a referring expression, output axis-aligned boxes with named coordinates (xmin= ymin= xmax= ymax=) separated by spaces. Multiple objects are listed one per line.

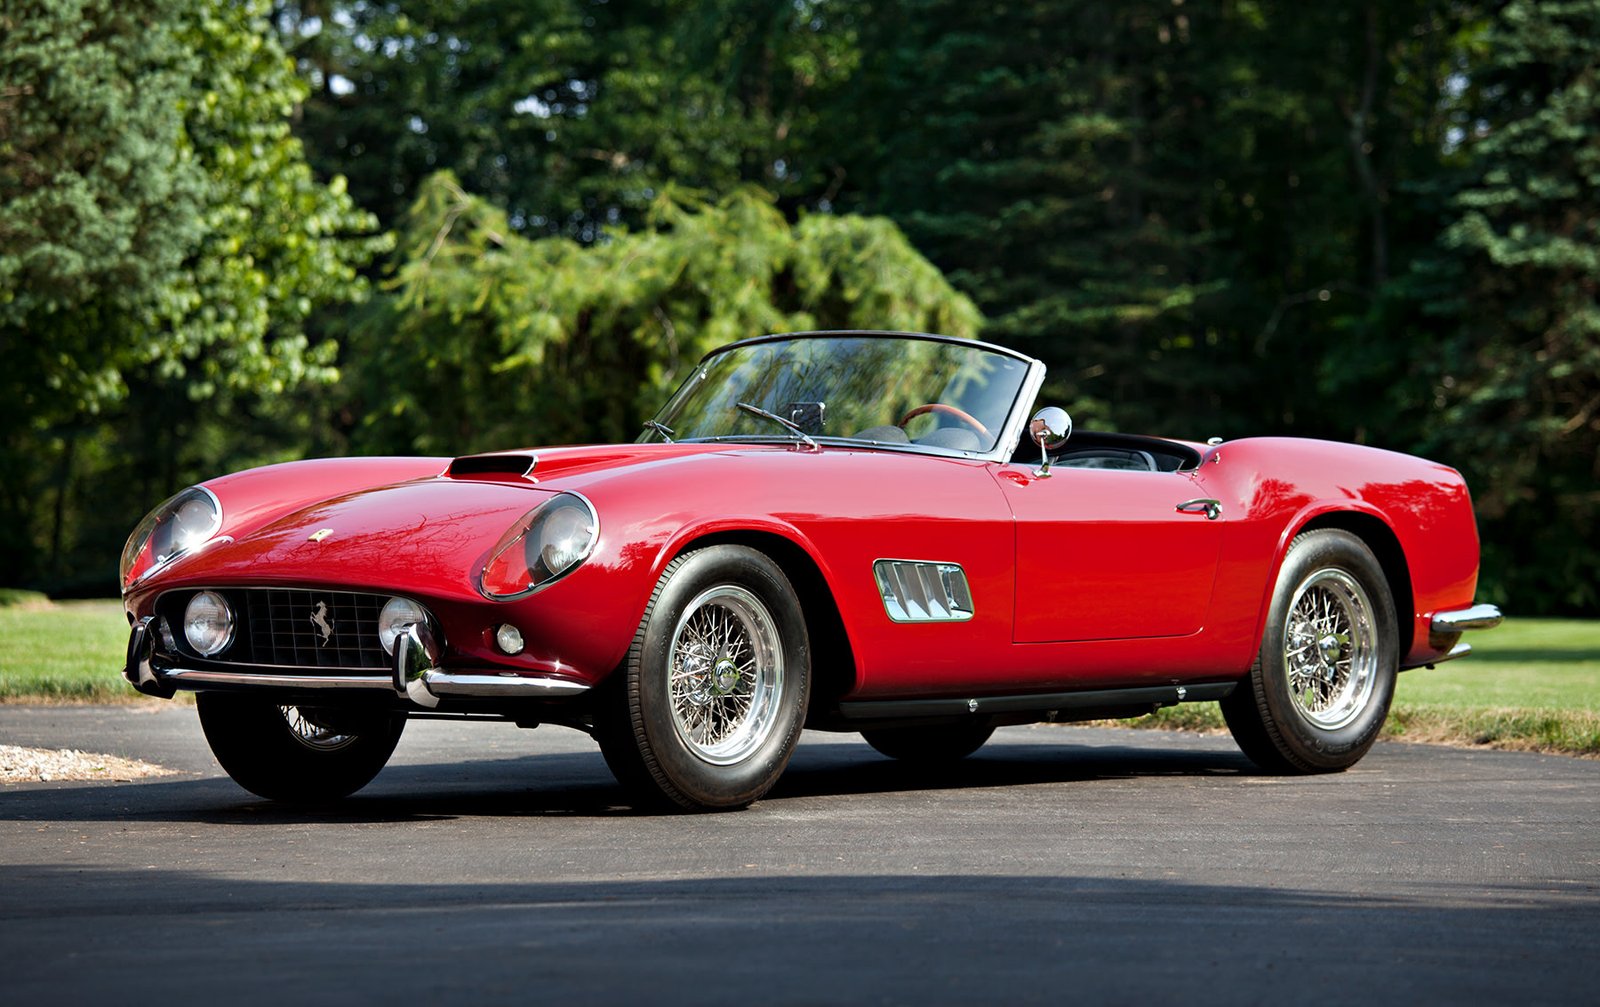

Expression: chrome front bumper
xmin=1425 ymin=603 xmax=1505 ymax=663
xmin=389 ymin=622 xmax=589 ymax=708
xmin=123 ymin=617 xmax=590 ymax=706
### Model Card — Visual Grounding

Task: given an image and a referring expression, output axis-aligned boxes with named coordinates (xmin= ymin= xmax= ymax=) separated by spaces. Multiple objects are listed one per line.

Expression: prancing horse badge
xmin=309 ymin=601 xmax=334 ymax=647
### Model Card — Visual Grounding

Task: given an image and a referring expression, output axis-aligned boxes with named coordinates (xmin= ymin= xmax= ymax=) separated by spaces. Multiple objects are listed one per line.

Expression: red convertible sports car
xmin=121 ymin=331 xmax=1502 ymax=810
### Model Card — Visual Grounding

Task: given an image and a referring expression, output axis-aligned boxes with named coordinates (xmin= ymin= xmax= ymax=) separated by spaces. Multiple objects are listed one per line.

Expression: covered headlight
xmin=183 ymin=591 xmax=234 ymax=656
xmin=378 ymin=596 xmax=429 ymax=655
xmin=120 ymin=487 xmax=222 ymax=591
xmin=479 ymin=493 xmax=598 ymax=599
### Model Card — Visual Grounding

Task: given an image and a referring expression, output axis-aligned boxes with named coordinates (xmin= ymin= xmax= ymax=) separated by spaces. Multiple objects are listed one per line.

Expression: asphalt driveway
xmin=2 ymin=705 xmax=1596 ymax=1004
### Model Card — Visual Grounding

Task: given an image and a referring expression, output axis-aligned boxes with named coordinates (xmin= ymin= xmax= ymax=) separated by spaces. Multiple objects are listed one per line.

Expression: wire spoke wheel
xmin=667 ymin=585 xmax=784 ymax=765
xmin=279 ymin=706 xmax=358 ymax=752
xmin=1281 ymin=569 xmax=1378 ymax=730
xmin=1221 ymin=529 xmax=1398 ymax=774
xmin=593 ymin=544 xmax=809 ymax=810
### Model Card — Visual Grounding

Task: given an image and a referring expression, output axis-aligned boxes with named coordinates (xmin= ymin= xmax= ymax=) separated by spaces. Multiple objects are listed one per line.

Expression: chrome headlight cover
xmin=479 ymin=492 xmax=599 ymax=600
xmin=120 ymin=486 xmax=223 ymax=593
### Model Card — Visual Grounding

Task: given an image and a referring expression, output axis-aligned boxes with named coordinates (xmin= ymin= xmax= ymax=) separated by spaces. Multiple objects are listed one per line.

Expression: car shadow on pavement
xmin=4 ymin=864 xmax=1597 ymax=1004
xmin=0 ymin=738 xmax=1255 ymax=823
xmin=771 ymin=738 xmax=1256 ymax=801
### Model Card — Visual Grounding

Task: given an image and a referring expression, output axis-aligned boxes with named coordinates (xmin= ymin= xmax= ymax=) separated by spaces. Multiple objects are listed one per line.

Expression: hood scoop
xmin=446 ymin=452 xmax=538 ymax=481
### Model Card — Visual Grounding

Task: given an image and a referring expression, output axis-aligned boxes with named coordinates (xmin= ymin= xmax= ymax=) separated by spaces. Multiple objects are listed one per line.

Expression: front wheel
xmin=594 ymin=545 xmax=810 ymax=811
xmin=1222 ymin=529 xmax=1398 ymax=773
xmin=197 ymin=694 xmax=405 ymax=802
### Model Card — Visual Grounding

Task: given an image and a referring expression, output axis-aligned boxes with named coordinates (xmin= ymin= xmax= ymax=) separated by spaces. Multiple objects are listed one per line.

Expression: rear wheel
xmin=1222 ymin=529 xmax=1398 ymax=773
xmin=197 ymin=693 xmax=405 ymax=802
xmin=862 ymin=722 xmax=995 ymax=763
xmin=594 ymin=545 xmax=810 ymax=811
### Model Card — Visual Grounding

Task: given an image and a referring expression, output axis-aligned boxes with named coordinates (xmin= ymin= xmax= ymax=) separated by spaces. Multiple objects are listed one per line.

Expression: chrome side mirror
xmin=1029 ymin=407 xmax=1072 ymax=478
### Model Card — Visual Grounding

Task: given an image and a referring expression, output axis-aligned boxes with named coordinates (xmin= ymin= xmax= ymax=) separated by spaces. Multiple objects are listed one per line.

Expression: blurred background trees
xmin=2 ymin=0 xmax=1596 ymax=612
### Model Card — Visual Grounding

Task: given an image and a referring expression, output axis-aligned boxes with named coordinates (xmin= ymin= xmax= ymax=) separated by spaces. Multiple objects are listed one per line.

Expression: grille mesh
xmin=238 ymin=589 xmax=388 ymax=669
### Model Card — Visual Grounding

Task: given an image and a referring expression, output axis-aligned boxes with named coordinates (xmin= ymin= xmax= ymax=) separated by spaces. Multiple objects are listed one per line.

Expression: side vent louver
xmin=873 ymin=560 xmax=975 ymax=623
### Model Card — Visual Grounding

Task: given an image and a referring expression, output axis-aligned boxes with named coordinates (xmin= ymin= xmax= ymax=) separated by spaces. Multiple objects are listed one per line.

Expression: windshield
xmin=643 ymin=334 xmax=1032 ymax=455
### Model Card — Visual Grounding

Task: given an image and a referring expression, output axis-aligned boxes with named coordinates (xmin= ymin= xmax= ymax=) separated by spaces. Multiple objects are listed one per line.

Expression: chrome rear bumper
xmin=1425 ymin=603 xmax=1505 ymax=664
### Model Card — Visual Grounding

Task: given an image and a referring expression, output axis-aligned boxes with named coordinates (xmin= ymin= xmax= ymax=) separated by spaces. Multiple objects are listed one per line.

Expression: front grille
xmin=240 ymin=589 xmax=388 ymax=669
xmin=159 ymin=588 xmax=394 ymax=670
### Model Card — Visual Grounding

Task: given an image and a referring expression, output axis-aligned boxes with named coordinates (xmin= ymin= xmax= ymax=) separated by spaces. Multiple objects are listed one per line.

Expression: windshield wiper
xmin=642 ymin=419 xmax=675 ymax=443
xmin=736 ymin=402 xmax=819 ymax=451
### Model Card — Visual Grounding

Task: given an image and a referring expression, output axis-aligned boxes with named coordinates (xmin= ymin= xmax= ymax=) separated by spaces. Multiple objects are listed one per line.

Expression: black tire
xmin=197 ymin=693 xmax=405 ymax=802
xmin=1222 ymin=528 xmax=1399 ymax=773
xmin=594 ymin=545 xmax=810 ymax=811
xmin=861 ymin=722 xmax=995 ymax=763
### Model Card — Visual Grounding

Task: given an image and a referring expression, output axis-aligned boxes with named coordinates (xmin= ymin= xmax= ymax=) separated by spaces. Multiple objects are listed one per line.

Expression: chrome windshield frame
xmin=643 ymin=330 xmax=1045 ymax=465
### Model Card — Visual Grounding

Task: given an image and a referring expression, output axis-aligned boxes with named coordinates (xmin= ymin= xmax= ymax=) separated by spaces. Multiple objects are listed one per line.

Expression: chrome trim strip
xmin=417 ymin=672 xmax=591 ymax=698
xmin=1430 ymin=604 xmax=1504 ymax=633
xmin=163 ymin=668 xmax=394 ymax=690
xmin=705 ymin=329 xmax=1038 ymax=367
xmin=156 ymin=666 xmax=591 ymax=698
xmin=994 ymin=359 xmax=1049 ymax=465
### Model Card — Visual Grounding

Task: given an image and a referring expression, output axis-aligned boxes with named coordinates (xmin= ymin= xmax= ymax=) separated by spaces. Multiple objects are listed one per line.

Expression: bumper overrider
xmin=1426 ymin=603 xmax=1505 ymax=663
xmin=122 ymin=617 xmax=590 ymax=707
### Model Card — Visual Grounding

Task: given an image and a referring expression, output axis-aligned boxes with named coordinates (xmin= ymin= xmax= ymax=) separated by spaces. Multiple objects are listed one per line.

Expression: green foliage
xmin=5 ymin=0 xmax=1598 ymax=615
xmin=0 ymin=0 xmax=208 ymax=426
xmin=0 ymin=0 xmax=384 ymax=590
xmin=826 ymin=1 xmax=1481 ymax=438
xmin=280 ymin=0 xmax=857 ymax=237
xmin=337 ymin=173 xmax=980 ymax=453
xmin=1410 ymin=0 xmax=1600 ymax=613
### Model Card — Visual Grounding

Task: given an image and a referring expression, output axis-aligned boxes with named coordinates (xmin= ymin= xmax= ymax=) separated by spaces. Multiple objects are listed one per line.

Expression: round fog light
xmin=379 ymin=597 xmax=428 ymax=656
xmin=183 ymin=590 xmax=234 ymax=656
xmin=495 ymin=623 xmax=525 ymax=655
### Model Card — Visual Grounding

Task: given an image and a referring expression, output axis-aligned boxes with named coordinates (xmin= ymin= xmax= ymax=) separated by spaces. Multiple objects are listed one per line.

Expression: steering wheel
xmin=899 ymin=403 xmax=991 ymax=440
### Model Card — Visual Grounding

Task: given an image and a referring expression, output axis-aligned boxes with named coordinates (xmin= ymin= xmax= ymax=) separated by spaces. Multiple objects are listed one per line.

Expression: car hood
xmin=152 ymin=477 xmax=558 ymax=601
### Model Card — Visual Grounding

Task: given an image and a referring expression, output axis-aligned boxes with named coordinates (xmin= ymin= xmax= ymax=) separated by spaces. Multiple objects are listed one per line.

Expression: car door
xmin=992 ymin=463 xmax=1224 ymax=642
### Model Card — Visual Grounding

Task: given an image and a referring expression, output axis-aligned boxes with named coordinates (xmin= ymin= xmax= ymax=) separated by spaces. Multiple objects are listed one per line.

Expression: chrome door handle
xmin=1176 ymin=498 xmax=1223 ymax=520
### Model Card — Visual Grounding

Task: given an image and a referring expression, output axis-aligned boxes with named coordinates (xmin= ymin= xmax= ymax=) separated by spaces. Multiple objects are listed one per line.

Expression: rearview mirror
xmin=1029 ymin=407 xmax=1072 ymax=478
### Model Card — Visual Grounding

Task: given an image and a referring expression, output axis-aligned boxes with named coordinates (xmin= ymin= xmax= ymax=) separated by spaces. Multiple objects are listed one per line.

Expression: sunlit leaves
xmin=342 ymin=172 xmax=981 ymax=454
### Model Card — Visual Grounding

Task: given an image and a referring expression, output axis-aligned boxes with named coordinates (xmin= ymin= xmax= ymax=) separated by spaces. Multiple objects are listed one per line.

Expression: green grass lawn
xmin=1133 ymin=617 xmax=1600 ymax=756
xmin=1 ymin=597 xmax=1596 ymax=755
xmin=0 ymin=599 xmax=138 ymax=702
xmin=1393 ymin=617 xmax=1600 ymax=711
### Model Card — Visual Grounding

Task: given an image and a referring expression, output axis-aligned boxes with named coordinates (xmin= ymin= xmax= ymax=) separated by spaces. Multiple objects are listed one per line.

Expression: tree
xmin=1415 ymin=0 xmax=1600 ymax=612
xmin=331 ymin=171 xmax=981 ymax=455
xmin=0 ymin=0 xmax=383 ymax=589
xmin=274 ymin=0 xmax=858 ymax=238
